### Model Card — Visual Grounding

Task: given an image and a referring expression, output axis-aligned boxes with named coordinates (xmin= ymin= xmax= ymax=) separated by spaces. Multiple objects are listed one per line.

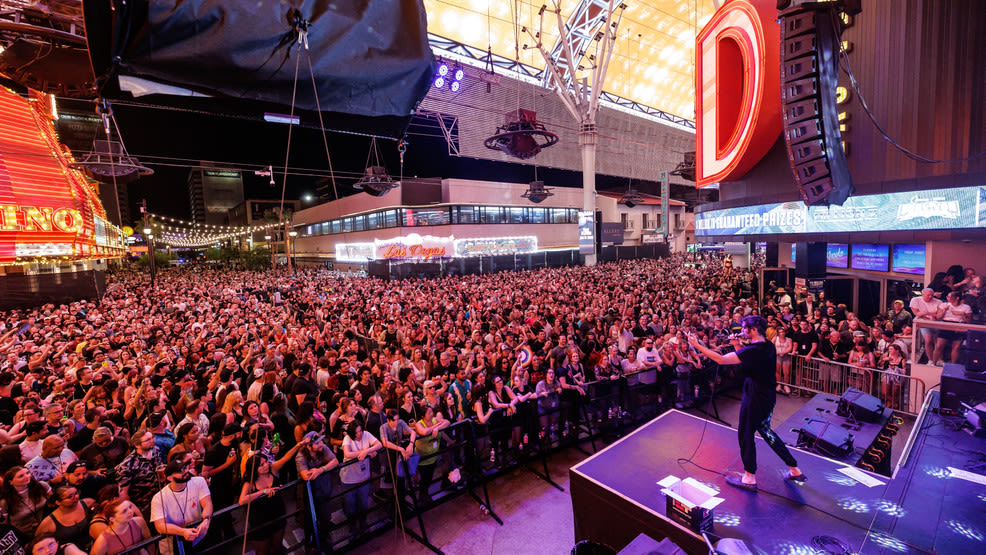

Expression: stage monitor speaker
xmin=779 ymin=5 xmax=853 ymax=206
xmin=941 ymin=363 xmax=986 ymax=413
xmin=837 ymin=388 xmax=886 ymax=422
xmin=966 ymin=351 xmax=986 ymax=373
xmin=798 ymin=418 xmax=854 ymax=459
xmin=967 ymin=329 xmax=986 ymax=352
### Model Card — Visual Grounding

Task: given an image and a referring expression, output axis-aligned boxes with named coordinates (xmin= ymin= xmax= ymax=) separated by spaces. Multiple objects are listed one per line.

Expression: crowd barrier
xmin=109 ymin=364 xmax=759 ymax=555
xmin=783 ymin=354 xmax=926 ymax=415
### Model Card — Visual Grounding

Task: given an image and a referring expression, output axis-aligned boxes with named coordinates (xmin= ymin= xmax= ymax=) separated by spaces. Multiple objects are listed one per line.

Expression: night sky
xmin=61 ymin=98 xmax=705 ymax=224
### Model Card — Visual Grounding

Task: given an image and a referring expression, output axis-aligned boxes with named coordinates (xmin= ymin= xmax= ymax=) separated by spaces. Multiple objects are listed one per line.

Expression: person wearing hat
xmin=77 ymin=426 xmax=128 ymax=472
xmin=689 ymin=315 xmax=804 ymax=491
xmin=295 ymin=426 xmax=338 ymax=551
xmin=886 ymin=299 xmax=913 ymax=335
xmin=64 ymin=460 xmax=105 ymax=500
xmin=909 ymin=288 xmax=942 ymax=364
xmin=150 ymin=456 xmax=212 ymax=555
xmin=775 ymin=288 xmax=792 ymax=308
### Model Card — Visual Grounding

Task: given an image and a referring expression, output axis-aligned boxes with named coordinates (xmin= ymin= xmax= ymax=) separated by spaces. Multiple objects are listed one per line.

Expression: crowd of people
xmin=0 ymin=251 xmax=979 ymax=554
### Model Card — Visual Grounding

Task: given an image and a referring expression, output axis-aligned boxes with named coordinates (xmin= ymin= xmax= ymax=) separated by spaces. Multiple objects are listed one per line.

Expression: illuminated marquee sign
xmin=695 ymin=0 xmax=782 ymax=186
xmin=694 ymin=185 xmax=986 ymax=236
xmin=0 ymin=205 xmax=84 ymax=233
xmin=336 ymin=234 xmax=539 ymax=262
xmin=0 ymin=87 xmax=126 ymax=265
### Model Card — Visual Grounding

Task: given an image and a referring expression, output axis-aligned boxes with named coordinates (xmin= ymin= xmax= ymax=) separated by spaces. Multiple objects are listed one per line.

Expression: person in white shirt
xmin=25 ymin=435 xmax=77 ymax=485
xmin=150 ymin=457 xmax=212 ymax=555
xmin=934 ymin=291 xmax=972 ymax=366
xmin=909 ymin=288 xmax=942 ymax=364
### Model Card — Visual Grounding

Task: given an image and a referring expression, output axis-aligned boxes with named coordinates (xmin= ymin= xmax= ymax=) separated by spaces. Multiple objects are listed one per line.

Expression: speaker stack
xmin=778 ymin=3 xmax=853 ymax=206
xmin=967 ymin=329 xmax=986 ymax=373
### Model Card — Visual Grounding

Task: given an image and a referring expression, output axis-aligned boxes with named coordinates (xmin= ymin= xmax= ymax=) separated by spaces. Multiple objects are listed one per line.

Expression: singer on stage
xmin=688 ymin=315 xmax=805 ymax=491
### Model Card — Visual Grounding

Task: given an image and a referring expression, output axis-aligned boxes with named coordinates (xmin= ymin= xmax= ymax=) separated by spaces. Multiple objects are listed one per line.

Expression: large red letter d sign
xmin=696 ymin=0 xmax=781 ymax=186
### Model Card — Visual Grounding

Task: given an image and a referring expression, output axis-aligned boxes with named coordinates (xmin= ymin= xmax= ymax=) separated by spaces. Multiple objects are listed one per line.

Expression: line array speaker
xmin=779 ymin=5 xmax=854 ymax=206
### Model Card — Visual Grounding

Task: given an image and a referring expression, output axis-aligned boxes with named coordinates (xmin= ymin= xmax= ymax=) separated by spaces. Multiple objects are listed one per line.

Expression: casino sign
xmin=0 ymin=87 xmax=126 ymax=265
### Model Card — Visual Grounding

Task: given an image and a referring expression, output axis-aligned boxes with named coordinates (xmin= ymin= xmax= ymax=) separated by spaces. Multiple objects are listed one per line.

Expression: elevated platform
xmin=570 ymin=408 xmax=986 ymax=554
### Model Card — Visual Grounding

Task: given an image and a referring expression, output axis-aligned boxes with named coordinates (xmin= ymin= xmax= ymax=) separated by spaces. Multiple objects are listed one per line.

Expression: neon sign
xmin=695 ymin=0 xmax=782 ymax=186
xmin=0 ymin=205 xmax=84 ymax=233
xmin=335 ymin=234 xmax=538 ymax=262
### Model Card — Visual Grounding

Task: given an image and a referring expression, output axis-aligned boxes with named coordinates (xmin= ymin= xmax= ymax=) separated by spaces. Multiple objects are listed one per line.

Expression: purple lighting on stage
xmin=869 ymin=533 xmax=908 ymax=552
xmin=947 ymin=520 xmax=984 ymax=542
xmin=434 ymin=77 xmax=445 ymax=89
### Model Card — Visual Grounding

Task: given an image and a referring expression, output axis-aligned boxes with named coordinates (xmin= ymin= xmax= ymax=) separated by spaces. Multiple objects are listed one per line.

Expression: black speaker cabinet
xmin=837 ymin=387 xmax=886 ymax=423
xmin=941 ymin=363 xmax=986 ymax=413
xmin=779 ymin=5 xmax=853 ymax=206
xmin=968 ymin=329 xmax=986 ymax=352
xmin=798 ymin=418 xmax=854 ymax=459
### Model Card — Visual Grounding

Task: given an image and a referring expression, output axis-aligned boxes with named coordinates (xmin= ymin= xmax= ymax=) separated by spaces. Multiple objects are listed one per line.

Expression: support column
xmin=580 ymin=123 xmax=598 ymax=267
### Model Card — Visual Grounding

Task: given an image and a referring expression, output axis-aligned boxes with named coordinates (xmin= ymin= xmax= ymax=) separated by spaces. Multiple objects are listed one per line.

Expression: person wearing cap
xmin=909 ymin=288 xmax=942 ymax=364
xmin=150 ymin=457 xmax=212 ymax=555
xmin=886 ymin=299 xmax=913 ymax=335
xmin=77 ymin=427 xmax=128 ymax=472
xmin=64 ymin=461 xmax=105 ymax=500
xmin=295 ymin=426 xmax=338 ymax=550
xmin=689 ymin=315 xmax=804 ymax=491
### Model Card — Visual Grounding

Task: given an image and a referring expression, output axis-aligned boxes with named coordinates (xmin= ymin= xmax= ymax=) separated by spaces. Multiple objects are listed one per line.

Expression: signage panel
xmin=695 ymin=186 xmax=986 ymax=236
xmin=826 ymin=243 xmax=848 ymax=268
xmin=335 ymin=234 xmax=539 ymax=262
xmin=891 ymin=244 xmax=926 ymax=275
xmin=578 ymin=211 xmax=595 ymax=255
xmin=601 ymin=222 xmax=624 ymax=244
xmin=851 ymin=243 xmax=890 ymax=272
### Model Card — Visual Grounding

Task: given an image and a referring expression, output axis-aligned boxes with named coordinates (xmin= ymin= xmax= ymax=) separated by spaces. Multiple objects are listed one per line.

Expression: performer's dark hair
xmin=740 ymin=315 xmax=768 ymax=336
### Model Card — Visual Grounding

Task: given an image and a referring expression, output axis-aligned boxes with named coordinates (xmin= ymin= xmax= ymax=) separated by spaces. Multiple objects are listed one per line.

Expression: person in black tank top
xmin=689 ymin=315 xmax=804 ymax=491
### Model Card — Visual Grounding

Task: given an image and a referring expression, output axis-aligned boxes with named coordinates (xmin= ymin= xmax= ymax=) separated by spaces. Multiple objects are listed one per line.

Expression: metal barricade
xmin=786 ymin=354 xmax=926 ymax=415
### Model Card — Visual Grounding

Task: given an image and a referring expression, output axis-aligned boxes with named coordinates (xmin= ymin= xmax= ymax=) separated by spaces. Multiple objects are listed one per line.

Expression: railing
xmin=784 ymin=354 xmax=926 ymax=415
xmin=908 ymin=318 xmax=986 ymax=365
xmin=108 ymin=364 xmax=775 ymax=554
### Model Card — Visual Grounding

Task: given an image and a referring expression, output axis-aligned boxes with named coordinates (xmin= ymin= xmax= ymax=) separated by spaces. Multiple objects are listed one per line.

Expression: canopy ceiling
xmin=425 ymin=0 xmax=716 ymax=123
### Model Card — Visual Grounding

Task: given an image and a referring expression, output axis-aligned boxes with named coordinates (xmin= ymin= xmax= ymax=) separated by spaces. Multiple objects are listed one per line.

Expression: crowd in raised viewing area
xmin=0 ymin=252 xmax=980 ymax=553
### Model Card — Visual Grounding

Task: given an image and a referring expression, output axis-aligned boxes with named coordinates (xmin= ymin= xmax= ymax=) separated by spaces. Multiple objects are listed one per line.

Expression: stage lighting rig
xmin=353 ymin=165 xmax=398 ymax=197
xmin=484 ymin=109 xmax=559 ymax=160
xmin=618 ymin=187 xmax=644 ymax=208
xmin=521 ymin=180 xmax=554 ymax=203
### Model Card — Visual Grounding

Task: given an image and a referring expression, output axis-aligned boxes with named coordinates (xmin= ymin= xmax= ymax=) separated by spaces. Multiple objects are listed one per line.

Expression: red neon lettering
xmin=695 ymin=0 xmax=782 ymax=186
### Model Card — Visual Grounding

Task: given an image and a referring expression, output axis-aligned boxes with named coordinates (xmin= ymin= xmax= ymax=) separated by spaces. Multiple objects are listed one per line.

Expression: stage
xmin=569 ymin=405 xmax=986 ymax=554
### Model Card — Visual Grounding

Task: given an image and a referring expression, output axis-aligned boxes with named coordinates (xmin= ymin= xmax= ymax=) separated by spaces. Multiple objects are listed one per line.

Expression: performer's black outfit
xmin=734 ymin=340 xmax=798 ymax=474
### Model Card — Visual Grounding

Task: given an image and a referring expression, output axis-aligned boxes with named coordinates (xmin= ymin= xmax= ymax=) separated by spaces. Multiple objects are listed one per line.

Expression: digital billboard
xmin=851 ymin=244 xmax=890 ymax=272
xmin=892 ymin=244 xmax=926 ymax=275
xmin=694 ymin=186 xmax=986 ymax=236
xmin=826 ymin=243 xmax=848 ymax=268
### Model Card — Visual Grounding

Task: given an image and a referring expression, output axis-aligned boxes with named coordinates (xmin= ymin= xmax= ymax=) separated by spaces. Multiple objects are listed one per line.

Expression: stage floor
xmin=570 ymin=409 xmax=986 ymax=554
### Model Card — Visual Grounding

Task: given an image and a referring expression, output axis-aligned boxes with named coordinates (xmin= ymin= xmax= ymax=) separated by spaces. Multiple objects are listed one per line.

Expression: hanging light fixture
xmin=484 ymin=109 xmax=559 ymax=160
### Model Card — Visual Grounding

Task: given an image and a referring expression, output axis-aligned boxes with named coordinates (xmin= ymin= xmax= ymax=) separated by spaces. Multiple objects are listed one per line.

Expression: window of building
xmin=508 ymin=207 xmax=525 ymax=224
xmin=674 ymin=213 xmax=681 ymax=230
xmin=404 ymin=208 xmax=450 ymax=227
xmin=455 ymin=206 xmax=479 ymax=224
xmin=641 ymin=213 xmax=649 ymax=230
xmin=366 ymin=212 xmax=378 ymax=230
xmin=621 ymin=212 xmax=631 ymax=230
xmin=381 ymin=209 xmax=398 ymax=228
xmin=481 ymin=206 xmax=504 ymax=224
xmin=529 ymin=207 xmax=546 ymax=224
